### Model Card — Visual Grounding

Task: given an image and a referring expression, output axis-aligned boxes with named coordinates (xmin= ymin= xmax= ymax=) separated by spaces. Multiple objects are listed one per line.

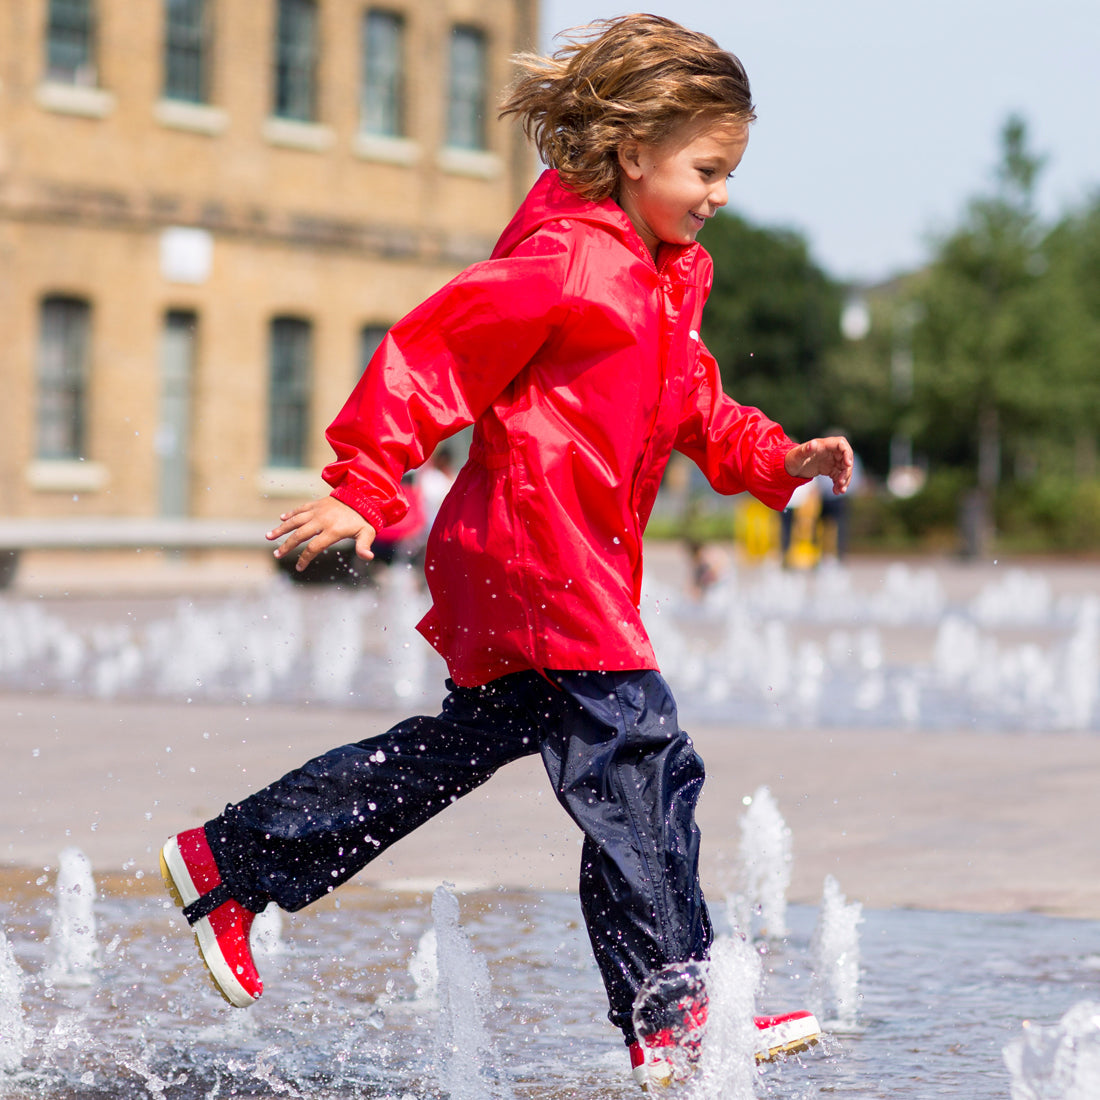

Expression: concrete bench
xmin=0 ymin=518 xmax=271 ymax=588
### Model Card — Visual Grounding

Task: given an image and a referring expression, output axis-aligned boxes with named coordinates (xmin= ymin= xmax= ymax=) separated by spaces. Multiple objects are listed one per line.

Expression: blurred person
xmin=368 ymin=472 xmax=427 ymax=568
xmin=418 ymin=445 xmax=456 ymax=529
xmin=684 ymin=536 xmax=726 ymax=599
xmin=780 ymin=477 xmax=822 ymax=569
xmin=817 ymin=431 xmax=863 ymax=561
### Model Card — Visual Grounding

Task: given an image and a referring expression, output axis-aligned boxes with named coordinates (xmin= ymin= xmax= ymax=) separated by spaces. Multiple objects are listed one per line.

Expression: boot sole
xmin=756 ymin=1032 xmax=821 ymax=1062
xmin=160 ymin=839 xmax=259 ymax=1009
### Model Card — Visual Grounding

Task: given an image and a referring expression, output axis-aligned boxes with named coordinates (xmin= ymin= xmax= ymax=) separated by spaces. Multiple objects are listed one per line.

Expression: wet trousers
xmin=205 ymin=669 xmax=714 ymax=1040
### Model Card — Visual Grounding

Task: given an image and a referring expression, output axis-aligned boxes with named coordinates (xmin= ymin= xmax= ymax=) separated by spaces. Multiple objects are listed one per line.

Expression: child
xmin=160 ymin=14 xmax=851 ymax=1089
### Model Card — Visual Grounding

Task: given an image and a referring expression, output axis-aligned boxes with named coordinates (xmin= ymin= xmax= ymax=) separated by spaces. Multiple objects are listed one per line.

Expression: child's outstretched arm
xmin=267 ymin=496 xmax=377 ymax=572
xmin=784 ymin=436 xmax=854 ymax=496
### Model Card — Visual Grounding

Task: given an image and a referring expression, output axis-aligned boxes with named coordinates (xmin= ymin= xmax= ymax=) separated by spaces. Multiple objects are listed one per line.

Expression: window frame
xmin=35 ymin=295 xmax=92 ymax=462
xmin=163 ymin=0 xmax=211 ymax=105
xmin=360 ymin=8 xmax=406 ymax=139
xmin=445 ymin=24 xmax=488 ymax=152
xmin=273 ymin=0 xmax=319 ymax=123
xmin=358 ymin=323 xmax=390 ymax=378
xmin=267 ymin=316 xmax=313 ymax=468
xmin=45 ymin=0 xmax=97 ymax=86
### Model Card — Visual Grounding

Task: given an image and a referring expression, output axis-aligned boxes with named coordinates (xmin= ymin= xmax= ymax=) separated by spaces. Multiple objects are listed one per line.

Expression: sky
xmin=540 ymin=0 xmax=1099 ymax=285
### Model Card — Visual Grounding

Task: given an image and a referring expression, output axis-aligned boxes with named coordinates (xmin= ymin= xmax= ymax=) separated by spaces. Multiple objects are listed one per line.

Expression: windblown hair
xmin=500 ymin=14 xmax=755 ymax=202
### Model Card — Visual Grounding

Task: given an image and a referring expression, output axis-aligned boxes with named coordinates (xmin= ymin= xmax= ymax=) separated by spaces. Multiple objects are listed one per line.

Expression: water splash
xmin=690 ymin=937 xmax=761 ymax=1100
xmin=431 ymin=885 xmax=515 ymax=1100
xmin=308 ymin=595 xmax=365 ymax=703
xmin=409 ymin=927 xmax=438 ymax=1006
xmin=2 ymin=560 xmax=1097 ymax=730
xmin=45 ymin=848 xmax=99 ymax=986
xmin=1004 ymin=1001 xmax=1100 ymax=1099
xmin=0 ymin=926 xmax=27 ymax=1074
xmin=386 ymin=566 xmax=431 ymax=699
xmin=250 ymin=903 xmax=284 ymax=959
xmin=631 ymin=942 xmax=761 ymax=1099
xmin=971 ymin=568 xmax=1052 ymax=626
xmin=632 ymin=960 xmax=707 ymax=1087
xmin=1058 ymin=597 xmax=1099 ymax=730
xmin=734 ymin=786 xmax=792 ymax=940
xmin=0 ymin=582 xmax=436 ymax=708
xmin=810 ymin=875 xmax=863 ymax=1030
xmin=0 ymin=873 xmax=1097 ymax=1096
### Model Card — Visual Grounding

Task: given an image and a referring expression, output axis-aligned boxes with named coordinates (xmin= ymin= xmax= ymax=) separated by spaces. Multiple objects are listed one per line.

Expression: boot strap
xmin=183 ymin=882 xmax=233 ymax=924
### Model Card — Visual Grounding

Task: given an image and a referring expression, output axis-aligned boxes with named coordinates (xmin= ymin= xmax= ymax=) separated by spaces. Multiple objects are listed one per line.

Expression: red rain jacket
xmin=324 ymin=170 xmax=805 ymax=687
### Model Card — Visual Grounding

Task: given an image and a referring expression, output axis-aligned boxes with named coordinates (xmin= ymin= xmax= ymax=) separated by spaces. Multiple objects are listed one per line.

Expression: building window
xmin=163 ymin=0 xmax=210 ymax=103
xmin=268 ymin=317 xmax=312 ymax=467
xmin=36 ymin=296 xmax=91 ymax=461
xmin=446 ymin=25 xmax=487 ymax=150
xmin=360 ymin=10 xmax=404 ymax=138
xmin=158 ymin=311 xmax=197 ymax=516
xmin=45 ymin=0 xmax=96 ymax=85
xmin=273 ymin=0 xmax=318 ymax=122
xmin=359 ymin=324 xmax=389 ymax=377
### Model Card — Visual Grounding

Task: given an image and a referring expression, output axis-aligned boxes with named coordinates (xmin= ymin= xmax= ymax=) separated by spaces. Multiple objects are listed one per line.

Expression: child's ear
xmin=617 ymin=141 xmax=645 ymax=181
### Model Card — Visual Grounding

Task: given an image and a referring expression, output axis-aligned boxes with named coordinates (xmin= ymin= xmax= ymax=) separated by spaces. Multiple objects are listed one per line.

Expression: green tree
xmin=700 ymin=211 xmax=843 ymax=439
xmin=910 ymin=115 xmax=1049 ymax=550
xmin=1035 ymin=194 xmax=1100 ymax=478
xmin=821 ymin=281 xmax=921 ymax=481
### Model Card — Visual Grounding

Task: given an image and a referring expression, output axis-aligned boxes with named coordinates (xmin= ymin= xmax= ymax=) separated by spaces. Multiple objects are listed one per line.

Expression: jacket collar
xmin=493 ymin=170 xmax=706 ymax=282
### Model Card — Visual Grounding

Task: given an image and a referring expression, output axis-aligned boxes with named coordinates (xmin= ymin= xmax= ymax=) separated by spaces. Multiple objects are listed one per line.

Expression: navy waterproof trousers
xmin=204 ymin=669 xmax=713 ymax=1040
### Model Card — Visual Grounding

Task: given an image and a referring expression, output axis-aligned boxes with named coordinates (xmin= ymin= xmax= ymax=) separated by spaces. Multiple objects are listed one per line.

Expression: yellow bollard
xmin=735 ymin=499 xmax=779 ymax=562
xmin=786 ymin=491 xmax=822 ymax=570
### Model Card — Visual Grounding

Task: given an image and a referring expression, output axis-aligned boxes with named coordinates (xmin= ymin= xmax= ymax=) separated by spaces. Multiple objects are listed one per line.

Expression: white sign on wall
xmin=159 ymin=227 xmax=213 ymax=284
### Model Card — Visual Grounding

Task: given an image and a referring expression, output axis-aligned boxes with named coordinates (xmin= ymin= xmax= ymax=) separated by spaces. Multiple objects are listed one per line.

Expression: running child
xmin=161 ymin=13 xmax=852 ymax=1090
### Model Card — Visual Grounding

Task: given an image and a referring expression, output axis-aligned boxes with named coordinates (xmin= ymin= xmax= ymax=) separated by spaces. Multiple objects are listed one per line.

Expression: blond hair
xmin=500 ymin=14 xmax=755 ymax=202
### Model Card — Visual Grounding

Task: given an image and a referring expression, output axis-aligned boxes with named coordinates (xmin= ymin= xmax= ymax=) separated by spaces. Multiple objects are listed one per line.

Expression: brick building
xmin=0 ymin=0 xmax=538 ymax=539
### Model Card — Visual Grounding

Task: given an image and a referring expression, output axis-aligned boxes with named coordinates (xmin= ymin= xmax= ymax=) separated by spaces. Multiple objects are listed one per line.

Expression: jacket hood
xmin=492 ymin=170 xmax=706 ymax=279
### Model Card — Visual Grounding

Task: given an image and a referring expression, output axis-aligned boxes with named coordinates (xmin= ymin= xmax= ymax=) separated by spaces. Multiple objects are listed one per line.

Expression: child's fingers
xmin=271 ymin=523 xmax=317 ymax=560
xmin=266 ymin=500 xmax=328 ymax=542
xmin=354 ymin=525 xmax=377 ymax=562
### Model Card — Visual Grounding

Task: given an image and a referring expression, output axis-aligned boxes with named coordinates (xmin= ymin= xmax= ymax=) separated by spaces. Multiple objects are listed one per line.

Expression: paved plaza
xmin=3 ymin=548 xmax=1099 ymax=919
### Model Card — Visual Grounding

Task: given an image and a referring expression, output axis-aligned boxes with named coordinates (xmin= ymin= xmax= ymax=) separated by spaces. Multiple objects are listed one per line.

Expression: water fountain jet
xmin=431 ymin=885 xmax=515 ymax=1100
xmin=809 ymin=874 xmax=862 ymax=1030
xmin=45 ymin=849 xmax=99 ymax=987
xmin=1004 ymin=1000 xmax=1100 ymax=1099
xmin=733 ymin=786 xmax=792 ymax=940
xmin=0 ymin=927 xmax=27 ymax=1074
xmin=689 ymin=936 xmax=761 ymax=1100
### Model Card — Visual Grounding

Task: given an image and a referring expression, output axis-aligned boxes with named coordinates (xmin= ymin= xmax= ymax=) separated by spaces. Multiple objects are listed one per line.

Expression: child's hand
xmin=784 ymin=437 xmax=854 ymax=496
xmin=267 ymin=496 xmax=377 ymax=572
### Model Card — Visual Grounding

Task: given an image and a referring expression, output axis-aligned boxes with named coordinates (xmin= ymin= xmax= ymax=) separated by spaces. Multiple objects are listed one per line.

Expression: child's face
xmin=616 ymin=118 xmax=749 ymax=258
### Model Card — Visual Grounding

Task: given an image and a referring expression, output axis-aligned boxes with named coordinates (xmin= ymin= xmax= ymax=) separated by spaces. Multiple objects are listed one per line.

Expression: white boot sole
xmin=755 ymin=1013 xmax=822 ymax=1062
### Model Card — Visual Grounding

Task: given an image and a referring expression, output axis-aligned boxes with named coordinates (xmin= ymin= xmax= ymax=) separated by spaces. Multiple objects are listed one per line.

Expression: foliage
xmin=910 ymin=115 xmax=1049 ymax=492
xmin=699 ymin=211 xmax=844 ymax=439
xmin=680 ymin=116 xmax=1099 ymax=553
xmin=820 ymin=115 xmax=1100 ymax=552
xmin=821 ymin=282 xmax=918 ymax=480
xmin=996 ymin=478 xmax=1100 ymax=552
xmin=1033 ymin=200 xmax=1100 ymax=466
xmin=845 ymin=468 xmax=972 ymax=552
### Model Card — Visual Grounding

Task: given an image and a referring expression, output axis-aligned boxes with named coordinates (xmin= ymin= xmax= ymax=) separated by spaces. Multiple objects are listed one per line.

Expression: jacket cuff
xmin=330 ymin=482 xmax=386 ymax=530
xmin=755 ymin=441 xmax=808 ymax=511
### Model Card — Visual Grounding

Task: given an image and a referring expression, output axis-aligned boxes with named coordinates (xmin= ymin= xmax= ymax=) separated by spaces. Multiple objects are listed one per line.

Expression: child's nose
xmin=710 ymin=179 xmax=729 ymax=209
